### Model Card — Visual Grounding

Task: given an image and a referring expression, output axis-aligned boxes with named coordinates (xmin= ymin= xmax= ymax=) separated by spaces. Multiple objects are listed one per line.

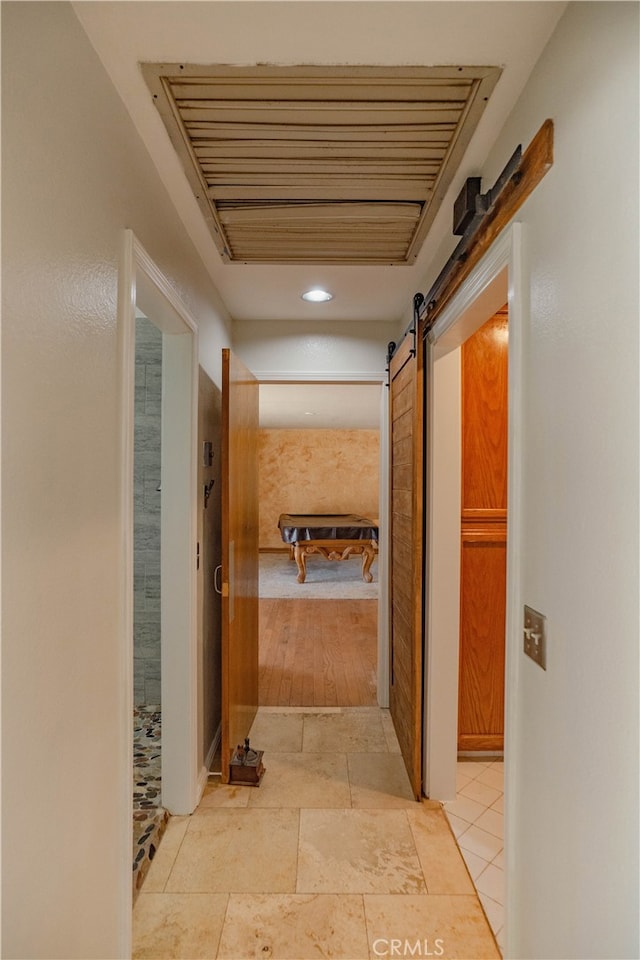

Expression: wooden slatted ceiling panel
xmin=144 ymin=66 xmax=501 ymax=264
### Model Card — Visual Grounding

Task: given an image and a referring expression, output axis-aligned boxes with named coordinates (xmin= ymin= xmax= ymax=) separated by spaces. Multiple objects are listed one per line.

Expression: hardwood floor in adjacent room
xmin=259 ymin=599 xmax=377 ymax=707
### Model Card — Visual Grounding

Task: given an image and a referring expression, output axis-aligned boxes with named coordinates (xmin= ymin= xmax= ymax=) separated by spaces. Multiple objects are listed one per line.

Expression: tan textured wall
xmin=259 ymin=429 xmax=379 ymax=549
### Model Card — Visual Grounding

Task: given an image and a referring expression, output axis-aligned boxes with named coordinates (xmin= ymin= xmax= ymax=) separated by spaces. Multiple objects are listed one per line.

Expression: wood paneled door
xmin=389 ymin=331 xmax=424 ymax=799
xmin=458 ymin=308 xmax=508 ymax=753
xmin=221 ymin=349 xmax=260 ymax=780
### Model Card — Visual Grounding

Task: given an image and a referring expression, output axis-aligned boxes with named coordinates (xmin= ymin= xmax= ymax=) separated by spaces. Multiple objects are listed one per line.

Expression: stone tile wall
xmin=134 ymin=317 xmax=162 ymax=706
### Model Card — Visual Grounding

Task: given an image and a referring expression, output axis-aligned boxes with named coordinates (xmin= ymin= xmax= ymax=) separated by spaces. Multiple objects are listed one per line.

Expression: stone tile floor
xmin=443 ymin=759 xmax=505 ymax=952
xmin=133 ymin=706 xmax=168 ymax=899
xmin=133 ymin=707 xmax=501 ymax=959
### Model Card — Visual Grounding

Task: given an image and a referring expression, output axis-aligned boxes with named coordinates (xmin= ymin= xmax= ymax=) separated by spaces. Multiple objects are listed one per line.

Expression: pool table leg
xmin=293 ymin=543 xmax=307 ymax=583
xmin=361 ymin=543 xmax=376 ymax=583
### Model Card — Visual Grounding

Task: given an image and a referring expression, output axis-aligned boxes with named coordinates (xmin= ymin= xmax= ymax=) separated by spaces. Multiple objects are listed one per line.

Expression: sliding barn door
xmin=221 ymin=349 xmax=260 ymax=781
xmin=389 ymin=332 xmax=424 ymax=799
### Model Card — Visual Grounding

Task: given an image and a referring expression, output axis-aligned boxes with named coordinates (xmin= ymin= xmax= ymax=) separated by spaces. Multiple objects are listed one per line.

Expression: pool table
xmin=278 ymin=513 xmax=379 ymax=584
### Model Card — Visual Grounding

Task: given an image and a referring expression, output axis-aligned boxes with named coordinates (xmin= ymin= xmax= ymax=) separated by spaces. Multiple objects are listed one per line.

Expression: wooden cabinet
xmin=458 ymin=308 xmax=508 ymax=753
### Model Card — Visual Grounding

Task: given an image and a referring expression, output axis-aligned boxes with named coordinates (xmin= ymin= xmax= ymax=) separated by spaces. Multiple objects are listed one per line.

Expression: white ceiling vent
xmin=143 ymin=64 xmax=501 ymax=265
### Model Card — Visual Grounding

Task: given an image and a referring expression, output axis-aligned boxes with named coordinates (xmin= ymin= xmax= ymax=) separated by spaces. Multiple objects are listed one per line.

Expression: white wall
xmin=460 ymin=5 xmax=638 ymax=958
xmin=233 ymin=318 xmax=396 ymax=380
xmin=1 ymin=4 xmax=231 ymax=957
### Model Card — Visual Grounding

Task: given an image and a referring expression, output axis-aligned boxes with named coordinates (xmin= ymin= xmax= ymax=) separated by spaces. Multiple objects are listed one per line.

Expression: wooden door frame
xmin=424 ymin=223 xmax=523 ymax=808
xmin=119 ymin=231 xmax=201 ymax=845
xmin=256 ymin=373 xmax=389 ymax=704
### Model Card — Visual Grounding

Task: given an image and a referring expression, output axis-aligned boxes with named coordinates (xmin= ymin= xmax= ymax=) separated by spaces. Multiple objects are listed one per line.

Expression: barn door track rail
xmin=414 ymin=119 xmax=554 ymax=336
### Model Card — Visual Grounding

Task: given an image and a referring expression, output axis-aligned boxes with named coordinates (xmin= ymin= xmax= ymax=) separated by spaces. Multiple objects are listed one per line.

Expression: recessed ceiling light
xmin=301 ymin=288 xmax=333 ymax=303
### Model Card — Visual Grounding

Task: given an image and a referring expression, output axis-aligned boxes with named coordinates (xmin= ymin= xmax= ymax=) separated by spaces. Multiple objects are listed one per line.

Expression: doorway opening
xmin=119 ymin=232 xmax=201 ymax=910
xmin=132 ymin=312 xmax=166 ymax=893
xmin=436 ymin=304 xmax=509 ymax=947
xmin=255 ymin=380 xmax=388 ymax=708
xmin=423 ymin=223 xmax=523 ymax=952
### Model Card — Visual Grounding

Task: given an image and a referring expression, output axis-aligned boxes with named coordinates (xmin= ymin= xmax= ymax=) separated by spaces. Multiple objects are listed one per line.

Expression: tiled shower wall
xmin=134 ymin=317 xmax=162 ymax=706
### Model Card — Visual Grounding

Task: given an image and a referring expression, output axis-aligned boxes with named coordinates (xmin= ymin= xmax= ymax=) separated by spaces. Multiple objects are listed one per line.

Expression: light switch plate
xmin=524 ymin=605 xmax=547 ymax=670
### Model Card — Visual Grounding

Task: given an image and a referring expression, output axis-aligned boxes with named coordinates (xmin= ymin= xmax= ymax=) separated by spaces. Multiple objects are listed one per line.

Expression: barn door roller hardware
xmin=412 ymin=119 xmax=554 ymax=335
xmin=418 ymin=146 xmax=522 ymax=328
xmin=385 ymin=340 xmax=397 ymax=388
xmin=385 ymin=291 xmax=422 ymax=386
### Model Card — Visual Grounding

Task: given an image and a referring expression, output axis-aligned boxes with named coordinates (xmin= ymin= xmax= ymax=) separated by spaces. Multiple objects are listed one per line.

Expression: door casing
xmin=423 ymin=227 xmax=523 ymax=937
xmin=119 ymin=231 xmax=201 ymax=839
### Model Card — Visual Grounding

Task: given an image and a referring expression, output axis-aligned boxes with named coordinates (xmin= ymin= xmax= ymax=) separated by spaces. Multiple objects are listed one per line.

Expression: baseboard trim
xmin=198 ymin=723 xmax=222 ymax=800
xmin=457 ymin=733 xmax=504 ymax=752
xmin=255 ymin=370 xmax=385 ymax=382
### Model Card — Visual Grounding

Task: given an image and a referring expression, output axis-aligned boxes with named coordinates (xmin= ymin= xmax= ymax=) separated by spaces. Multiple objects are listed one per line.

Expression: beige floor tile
xmin=476 ymin=764 xmax=505 ymax=791
xmin=165 ymin=808 xmax=299 ymax=893
xmin=443 ymin=793 xmax=486 ymax=825
xmin=443 ymin=812 xmax=469 ymax=839
xmin=491 ymin=848 xmax=505 ymax=870
xmin=132 ymin=892 xmax=228 ymax=959
xmin=217 ymin=893 xmax=369 ymax=960
xmin=247 ymin=752 xmax=351 ymax=808
xmin=140 ymin=816 xmax=189 ymax=892
xmin=474 ymin=807 xmax=504 ymax=840
xmin=198 ymin=780 xmax=252 ymax=809
xmin=460 ymin=846 xmax=491 ymax=882
xmin=456 ymin=770 xmax=472 ymax=791
xmin=297 ymin=809 xmax=426 ymax=895
xmin=248 ymin=711 xmax=304 ymax=752
xmin=406 ymin=807 xmax=475 ymax=895
xmin=490 ymin=793 xmax=504 ymax=814
xmin=479 ymin=892 xmax=504 ymax=938
xmin=348 ymin=753 xmax=416 ymax=808
xmin=380 ymin=710 xmax=402 ymax=754
xmin=363 ymin=894 xmax=501 ymax=960
xmin=459 ymin=778 xmax=502 ymax=808
xmin=475 ymin=863 xmax=504 ymax=906
xmin=457 ymin=824 xmax=503 ymax=863
xmin=456 ymin=760 xmax=491 ymax=779
xmin=302 ymin=712 xmax=387 ymax=753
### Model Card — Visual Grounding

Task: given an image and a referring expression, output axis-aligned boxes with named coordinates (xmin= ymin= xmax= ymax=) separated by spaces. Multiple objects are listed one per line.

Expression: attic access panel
xmin=143 ymin=64 xmax=501 ymax=265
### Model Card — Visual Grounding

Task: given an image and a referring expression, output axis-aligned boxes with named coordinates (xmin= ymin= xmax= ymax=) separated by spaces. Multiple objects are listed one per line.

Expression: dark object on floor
xmin=229 ymin=737 xmax=265 ymax=786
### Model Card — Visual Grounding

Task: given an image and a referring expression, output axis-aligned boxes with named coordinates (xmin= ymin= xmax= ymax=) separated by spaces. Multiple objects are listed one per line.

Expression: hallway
xmin=133 ymin=707 xmax=500 ymax=959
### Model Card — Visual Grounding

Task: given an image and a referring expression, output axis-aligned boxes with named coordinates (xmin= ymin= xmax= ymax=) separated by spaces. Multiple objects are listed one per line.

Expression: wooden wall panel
xmin=462 ymin=309 xmax=508 ymax=511
xmin=458 ymin=308 xmax=508 ymax=753
xmin=458 ymin=536 xmax=506 ymax=752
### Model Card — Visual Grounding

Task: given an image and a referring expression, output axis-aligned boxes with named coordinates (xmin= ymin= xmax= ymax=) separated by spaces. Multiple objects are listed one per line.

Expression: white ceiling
xmin=260 ymin=382 xmax=382 ymax=428
xmin=74 ymin=1 xmax=565 ymax=325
